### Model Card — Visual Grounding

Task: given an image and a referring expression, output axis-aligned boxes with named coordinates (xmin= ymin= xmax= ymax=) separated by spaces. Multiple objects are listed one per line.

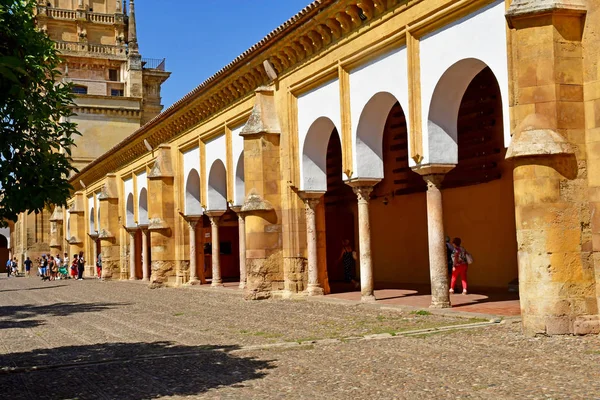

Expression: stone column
xmin=506 ymin=2 xmax=597 ymax=335
xmin=231 ymin=207 xmax=247 ymax=289
xmin=186 ymin=218 xmax=203 ymax=285
xmin=413 ymin=166 xmax=453 ymax=309
xmin=140 ymin=227 xmax=149 ymax=281
xmin=240 ymin=86 xmax=284 ymax=300
xmin=299 ymin=193 xmax=324 ymax=296
xmin=98 ymin=174 xmax=121 ymax=280
xmin=128 ymin=229 xmax=137 ymax=280
xmin=147 ymin=145 xmax=176 ymax=287
xmin=207 ymin=212 xmax=224 ymax=287
xmin=423 ymin=175 xmax=450 ymax=308
xmin=347 ymin=182 xmax=378 ymax=302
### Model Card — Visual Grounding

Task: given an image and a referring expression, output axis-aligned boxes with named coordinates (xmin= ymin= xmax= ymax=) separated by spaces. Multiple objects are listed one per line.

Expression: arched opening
xmin=426 ymin=58 xmax=489 ymax=165
xmin=302 ymin=117 xmax=337 ymax=191
xmin=368 ymin=101 xmax=429 ymax=292
xmin=324 ymin=129 xmax=357 ymax=292
xmin=439 ymin=66 xmax=518 ymax=307
xmin=89 ymin=207 xmax=95 ymax=233
xmin=207 ymin=160 xmax=227 ymax=211
xmin=198 ymin=210 xmax=240 ymax=285
xmin=126 ymin=193 xmax=135 ymax=227
xmin=234 ymin=152 xmax=245 ymax=206
xmin=138 ymin=188 xmax=148 ymax=224
xmin=355 ymin=91 xmax=401 ymax=179
xmin=0 ymin=235 xmax=8 ymax=274
xmin=185 ymin=169 xmax=202 ymax=215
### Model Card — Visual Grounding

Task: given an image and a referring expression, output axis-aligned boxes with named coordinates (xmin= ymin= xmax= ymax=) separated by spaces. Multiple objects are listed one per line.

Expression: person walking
xmin=70 ymin=254 xmax=78 ymax=279
xmin=445 ymin=236 xmax=454 ymax=276
xmin=77 ymin=251 xmax=85 ymax=280
xmin=449 ymin=237 xmax=470 ymax=295
xmin=48 ymin=256 xmax=57 ymax=281
xmin=40 ymin=256 xmax=48 ymax=280
xmin=96 ymin=253 xmax=102 ymax=279
xmin=24 ymin=257 xmax=32 ymax=277
xmin=6 ymin=258 xmax=11 ymax=277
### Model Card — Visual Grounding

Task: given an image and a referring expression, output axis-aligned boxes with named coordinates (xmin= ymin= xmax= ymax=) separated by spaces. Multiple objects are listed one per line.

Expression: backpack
xmin=466 ymin=252 xmax=474 ymax=265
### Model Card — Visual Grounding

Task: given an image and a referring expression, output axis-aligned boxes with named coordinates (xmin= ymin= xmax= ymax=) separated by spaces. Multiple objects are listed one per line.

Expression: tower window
xmin=108 ymin=69 xmax=119 ymax=82
xmin=72 ymin=85 xmax=88 ymax=95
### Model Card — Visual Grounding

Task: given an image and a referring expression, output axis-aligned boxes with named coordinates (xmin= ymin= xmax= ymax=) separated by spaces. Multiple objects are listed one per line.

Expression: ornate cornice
xmin=72 ymin=107 xmax=141 ymax=118
xmin=71 ymin=0 xmax=410 ymax=189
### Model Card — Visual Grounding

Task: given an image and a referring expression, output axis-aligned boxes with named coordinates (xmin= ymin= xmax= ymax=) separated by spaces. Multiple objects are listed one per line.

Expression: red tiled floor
xmin=326 ymin=283 xmax=521 ymax=316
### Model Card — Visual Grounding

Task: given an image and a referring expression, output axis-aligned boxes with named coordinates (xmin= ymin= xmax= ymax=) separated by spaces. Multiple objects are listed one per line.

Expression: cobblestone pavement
xmin=0 ymin=277 xmax=599 ymax=399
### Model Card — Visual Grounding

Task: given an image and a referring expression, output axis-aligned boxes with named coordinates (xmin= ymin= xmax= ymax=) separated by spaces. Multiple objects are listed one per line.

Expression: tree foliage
xmin=0 ymin=0 xmax=79 ymax=224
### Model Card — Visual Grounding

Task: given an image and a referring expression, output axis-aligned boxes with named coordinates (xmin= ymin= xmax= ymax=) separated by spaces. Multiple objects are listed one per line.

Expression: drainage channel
xmin=1 ymin=319 xmax=505 ymax=375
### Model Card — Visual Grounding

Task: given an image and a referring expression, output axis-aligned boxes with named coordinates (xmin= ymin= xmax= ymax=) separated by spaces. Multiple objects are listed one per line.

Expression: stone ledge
xmin=574 ymin=315 xmax=600 ymax=335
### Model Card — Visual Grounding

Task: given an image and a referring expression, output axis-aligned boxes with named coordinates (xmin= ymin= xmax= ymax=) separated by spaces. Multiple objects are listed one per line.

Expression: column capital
xmin=412 ymin=164 xmax=455 ymax=190
xmin=124 ymin=226 xmax=140 ymax=235
xmin=297 ymin=191 xmax=324 ymax=210
xmin=411 ymin=164 xmax=455 ymax=177
xmin=179 ymin=212 xmax=202 ymax=227
xmin=230 ymin=206 xmax=246 ymax=219
xmin=206 ymin=211 xmax=225 ymax=226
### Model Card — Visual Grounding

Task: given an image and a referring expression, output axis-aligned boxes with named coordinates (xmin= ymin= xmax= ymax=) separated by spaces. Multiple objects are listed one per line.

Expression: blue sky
xmin=137 ymin=0 xmax=312 ymax=108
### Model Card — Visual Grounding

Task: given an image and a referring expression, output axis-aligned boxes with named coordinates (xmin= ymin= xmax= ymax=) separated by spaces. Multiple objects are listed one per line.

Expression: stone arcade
xmin=11 ymin=0 xmax=600 ymax=336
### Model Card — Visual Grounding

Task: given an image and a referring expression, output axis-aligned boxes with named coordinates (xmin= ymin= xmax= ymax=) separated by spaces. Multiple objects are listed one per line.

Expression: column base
xmin=211 ymin=280 xmax=224 ymax=287
xmin=429 ymin=300 xmax=452 ymax=309
xmin=187 ymin=278 xmax=201 ymax=286
xmin=129 ymin=277 xmax=138 ymax=281
xmin=306 ymin=284 xmax=324 ymax=296
xmin=141 ymin=277 xmax=149 ymax=282
xmin=239 ymin=281 xmax=247 ymax=289
xmin=361 ymin=294 xmax=376 ymax=303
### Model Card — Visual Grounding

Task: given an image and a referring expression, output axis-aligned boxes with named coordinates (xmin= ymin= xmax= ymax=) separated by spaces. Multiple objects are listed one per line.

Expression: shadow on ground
xmin=0 ymin=302 xmax=129 ymax=330
xmin=0 ymin=341 xmax=275 ymax=399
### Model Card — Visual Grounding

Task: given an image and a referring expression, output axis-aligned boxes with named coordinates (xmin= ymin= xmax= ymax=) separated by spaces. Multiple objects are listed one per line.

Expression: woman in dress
xmin=70 ymin=254 xmax=78 ymax=279
xmin=449 ymin=237 xmax=470 ymax=295
xmin=77 ymin=251 xmax=85 ymax=280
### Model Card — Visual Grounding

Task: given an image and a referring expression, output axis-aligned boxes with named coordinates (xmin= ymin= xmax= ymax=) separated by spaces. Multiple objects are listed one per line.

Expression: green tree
xmin=0 ymin=0 xmax=79 ymax=224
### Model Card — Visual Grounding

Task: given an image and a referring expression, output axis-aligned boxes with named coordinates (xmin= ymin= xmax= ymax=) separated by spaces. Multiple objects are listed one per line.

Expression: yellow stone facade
xmin=10 ymin=0 xmax=170 ymax=265
xmin=12 ymin=0 xmax=600 ymax=335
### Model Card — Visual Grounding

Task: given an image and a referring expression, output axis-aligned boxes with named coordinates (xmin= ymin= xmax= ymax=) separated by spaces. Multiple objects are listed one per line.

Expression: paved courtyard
xmin=0 ymin=277 xmax=599 ymax=399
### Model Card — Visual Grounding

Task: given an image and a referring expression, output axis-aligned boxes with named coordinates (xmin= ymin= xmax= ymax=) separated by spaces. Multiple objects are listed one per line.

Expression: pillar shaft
xmin=188 ymin=220 xmax=199 ymax=283
xmin=352 ymin=186 xmax=376 ymax=302
xmin=237 ymin=213 xmax=247 ymax=289
xmin=423 ymin=175 xmax=451 ymax=308
xmin=128 ymin=230 xmax=137 ymax=280
xmin=303 ymin=195 xmax=324 ymax=296
xmin=209 ymin=215 xmax=223 ymax=287
xmin=141 ymin=229 xmax=149 ymax=281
